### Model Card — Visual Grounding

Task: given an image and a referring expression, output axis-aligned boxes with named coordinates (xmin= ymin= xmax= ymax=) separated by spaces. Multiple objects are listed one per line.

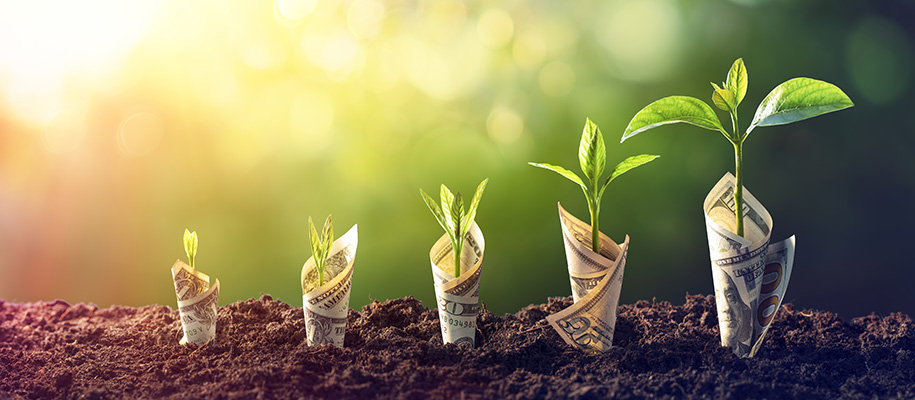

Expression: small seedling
xmin=420 ymin=179 xmax=488 ymax=278
xmin=530 ymin=118 xmax=658 ymax=253
xmin=183 ymin=229 xmax=198 ymax=268
xmin=621 ymin=58 xmax=853 ymax=237
xmin=308 ymin=215 xmax=334 ymax=287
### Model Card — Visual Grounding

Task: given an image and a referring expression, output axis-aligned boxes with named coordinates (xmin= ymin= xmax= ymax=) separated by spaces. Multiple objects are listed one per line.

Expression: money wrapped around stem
xmin=301 ymin=224 xmax=358 ymax=347
xmin=546 ymin=204 xmax=629 ymax=353
xmin=704 ymin=173 xmax=795 ymax=357
xmin=429 ymin=222 xmax=485 ymax=347
xmin=171 ymin=229 xmax=220 ymax=345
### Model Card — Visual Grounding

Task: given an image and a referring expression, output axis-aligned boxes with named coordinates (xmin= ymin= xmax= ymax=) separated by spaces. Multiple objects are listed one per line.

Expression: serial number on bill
xmin=441 ymin=316 xmax=475 ymax=329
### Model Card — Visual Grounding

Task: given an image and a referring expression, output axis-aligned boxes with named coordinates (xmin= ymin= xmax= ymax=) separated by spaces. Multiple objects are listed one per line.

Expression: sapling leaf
xmin=579 ymin=118 xmax=606 ymax=183
xmin=527 ymin=163 xmax=587 ymax=190
xmin=308 ymin=215 xmax=333 ymax=287
xmin=183 ymin=229 xmax=198 ymax=269
xmin=711 ymin=83 xmax=737 ymax=112
xmin=621 ymin=96 xmax=727 ymax=142
xmin=748 ymin=77 xmax=854 ymax=134
xmin=599 ymin=154 xmax=660 ymax=199
xmin=308 ymin=217 xmax=320 ymax=257
xmin=462 ymin=178 xmax=488 ymax=236
xmin=440 ymin=184 xmax=455 ymax=228
xmin=321 ymin=215 xmax=333 ymax=255
xmin=451 ymin=191 xmax=464 ymax=238
xmin=421 ymin=189 xmax=455 ymax=242
xmin=726 ymin=58 xmax=748 ymax=106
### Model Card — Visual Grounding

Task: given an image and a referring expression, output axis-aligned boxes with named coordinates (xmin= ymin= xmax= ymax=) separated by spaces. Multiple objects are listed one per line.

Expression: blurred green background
xmin=0 ymin=0 xmax=912 ymax=319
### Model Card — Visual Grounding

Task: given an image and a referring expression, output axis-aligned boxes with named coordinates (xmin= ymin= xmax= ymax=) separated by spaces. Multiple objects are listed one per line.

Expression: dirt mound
xmin=1 ymin=295 xmax=912 ymax=399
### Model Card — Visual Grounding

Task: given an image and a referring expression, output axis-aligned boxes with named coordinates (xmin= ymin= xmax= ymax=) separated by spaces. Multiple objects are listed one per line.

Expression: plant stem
xmin=317 ymin=258 xmax=324 ymax=286
xmin=728 ymin=110 xmax=745 ymax=239
xmin=733 ymin=140 xmax=744 ymax=238
xmin=453 ymin=237 xmax=462 ymax=278
xmin=588 ymin=196 xmax=600 ymax=254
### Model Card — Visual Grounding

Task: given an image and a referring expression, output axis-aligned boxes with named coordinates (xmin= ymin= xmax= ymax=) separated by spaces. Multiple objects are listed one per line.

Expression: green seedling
xmin=420 ymin=178 xmax=488 ymax=278
xmin=621 ymin=58 xmax=853 ymax=237
xmin=530 ymin=118 xmax=659 ymax=253
xmin=308 ymin=215 xmax=334 ymax=287
xmin=183 ymin=229 xmax=198 ymax=268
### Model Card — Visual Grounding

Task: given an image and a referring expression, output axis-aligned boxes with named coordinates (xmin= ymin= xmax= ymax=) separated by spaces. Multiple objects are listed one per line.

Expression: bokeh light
xmin=846 ymin=16 xmax=913 ymax=105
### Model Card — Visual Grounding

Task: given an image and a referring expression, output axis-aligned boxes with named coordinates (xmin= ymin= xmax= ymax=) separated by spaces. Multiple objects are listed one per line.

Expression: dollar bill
xmin=302 ymin=225 xmax=358 ymax=347
xmin=546 ymin=203 xmax=629 ymax=353
xmin=171 ymin=260 xmax=220 ymax=345
xmin=704 ymin=173 xmax=795 ymax=357
xmin=429 ymin=222 xmax=485 ymax=348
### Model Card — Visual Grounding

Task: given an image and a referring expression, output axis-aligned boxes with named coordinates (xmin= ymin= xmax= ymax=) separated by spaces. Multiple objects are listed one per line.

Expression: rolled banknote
xmin=301 ymin=225 xmax=358 ymax=347
xmin=429 ymin=222 xmax=485 ymax=347
xmin=704 ymin=172 xmax=795 ymax=357
xmin=171 ymin=260 xmax=220 ymax=345
xmin=546 ymin=203 xmax=629 ymax=353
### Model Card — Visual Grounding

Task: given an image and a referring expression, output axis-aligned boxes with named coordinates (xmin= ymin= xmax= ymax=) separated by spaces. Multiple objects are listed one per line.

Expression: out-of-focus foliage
xmin=0 ymin=0 xmax=912 ymax=318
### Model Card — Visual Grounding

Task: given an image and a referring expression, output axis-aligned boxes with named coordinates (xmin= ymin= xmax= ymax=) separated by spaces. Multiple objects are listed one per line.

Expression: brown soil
xmin=0 ymin=295 xmax=912 ymax=399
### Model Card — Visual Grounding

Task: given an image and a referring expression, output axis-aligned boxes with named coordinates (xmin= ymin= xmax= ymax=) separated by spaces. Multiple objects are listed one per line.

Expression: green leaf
xmin=451 ymin=191 xmax=464 ymax=238
xmin=621 ymin=96 xmax=727 ymax=142
xmin=308 ymin=217 xmax=320 ymax=259
xmin=528 ymin=162 xmax=587 ymax=191
xmin=599 ymin=154 xmax=660 ymax=198
xmin=748 ymin=77 xmax=854 ymax=133
xmin=578 ymin=118 xmax=606 ymax=183
xmin=421 ymin=189 xmax=455 ymax=242
xmin=321 ymin=214 xmax=333 ymax=255
xmin=711 ymin=83 xmax=736 ymax=112
xmin=461 ymin=178 xmax=488 ymax=235
xmin=726 ymin=58 xmax=748 ymax=106
xmin=183 ymin=228 xmax=198 ymax=268
xmin=439 ymin=184 xmax=455 ymax=229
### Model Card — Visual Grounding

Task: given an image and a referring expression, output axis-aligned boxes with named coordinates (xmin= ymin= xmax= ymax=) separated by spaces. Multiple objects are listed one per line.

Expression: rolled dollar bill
xmin=704 ymin=172 xmax=795 ymax=357
xmin=171 ymin=260 xmax=220 ymax=345
xmin=429 ymin=222 xmax=485 ymax=347
xmin=301 ymin=225 xmax=358 ymax=347
xmin=546 ymin=203 xmax=629 ymax=353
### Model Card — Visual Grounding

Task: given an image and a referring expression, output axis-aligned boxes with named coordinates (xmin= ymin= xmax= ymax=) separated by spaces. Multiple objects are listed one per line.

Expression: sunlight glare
xmin=117 ymin=111 xmax=164 ymax=158
xmin=0 ymin=0 xmax=161 ymax=125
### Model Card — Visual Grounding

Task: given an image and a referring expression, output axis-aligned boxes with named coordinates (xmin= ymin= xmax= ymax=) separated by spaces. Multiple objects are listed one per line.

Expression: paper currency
xmin=171 ymin=260 xmax=220 ymax=345
xmin=302 ymin=225 xmax=358 ymax=347
xmin=546 ymin=203 xmax=629 ymax=353
xmin=704 ymin=173 xmax=795 ymax=357
xmin=429 ymin=222 xmax=485 ymax=347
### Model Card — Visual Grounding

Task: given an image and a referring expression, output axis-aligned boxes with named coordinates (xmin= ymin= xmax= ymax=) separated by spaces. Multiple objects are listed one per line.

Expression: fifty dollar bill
xmin=704 ymin=173 xmax=795 ymax=357
xmin=546 ymin=203 xmax=629 ymax=353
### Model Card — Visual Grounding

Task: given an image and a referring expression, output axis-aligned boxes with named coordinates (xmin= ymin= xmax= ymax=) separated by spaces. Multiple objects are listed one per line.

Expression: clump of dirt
xmin=0 ymin=295 xmax=912 ymax=399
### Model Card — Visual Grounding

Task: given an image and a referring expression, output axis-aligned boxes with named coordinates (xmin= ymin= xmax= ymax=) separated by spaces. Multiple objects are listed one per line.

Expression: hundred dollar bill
xmin=302 ymin=225 xmax=358 ymax=347
xmin=429 ymin=222 xmax=485 ymax=348
xmin=546 ymin=203 xmax=629 ymax=353
xmin=704 ymin=172 xmax=795 ymax=357
xmin=171 ymin=260 xmax=220 ymax=345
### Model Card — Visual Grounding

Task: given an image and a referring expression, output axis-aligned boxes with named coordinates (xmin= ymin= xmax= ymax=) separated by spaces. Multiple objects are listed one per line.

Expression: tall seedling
xmin=420 ymin=179 xmax=488 ymax=278
xmin=530 ymin=118 xmax=658 ymax=253
xmin=621 ymin=58 xmax=853 ymax=237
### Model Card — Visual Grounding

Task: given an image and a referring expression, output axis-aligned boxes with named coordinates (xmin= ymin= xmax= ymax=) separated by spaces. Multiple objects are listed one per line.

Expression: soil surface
xmin=0 ymin=295 xmax=912 ymax=399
